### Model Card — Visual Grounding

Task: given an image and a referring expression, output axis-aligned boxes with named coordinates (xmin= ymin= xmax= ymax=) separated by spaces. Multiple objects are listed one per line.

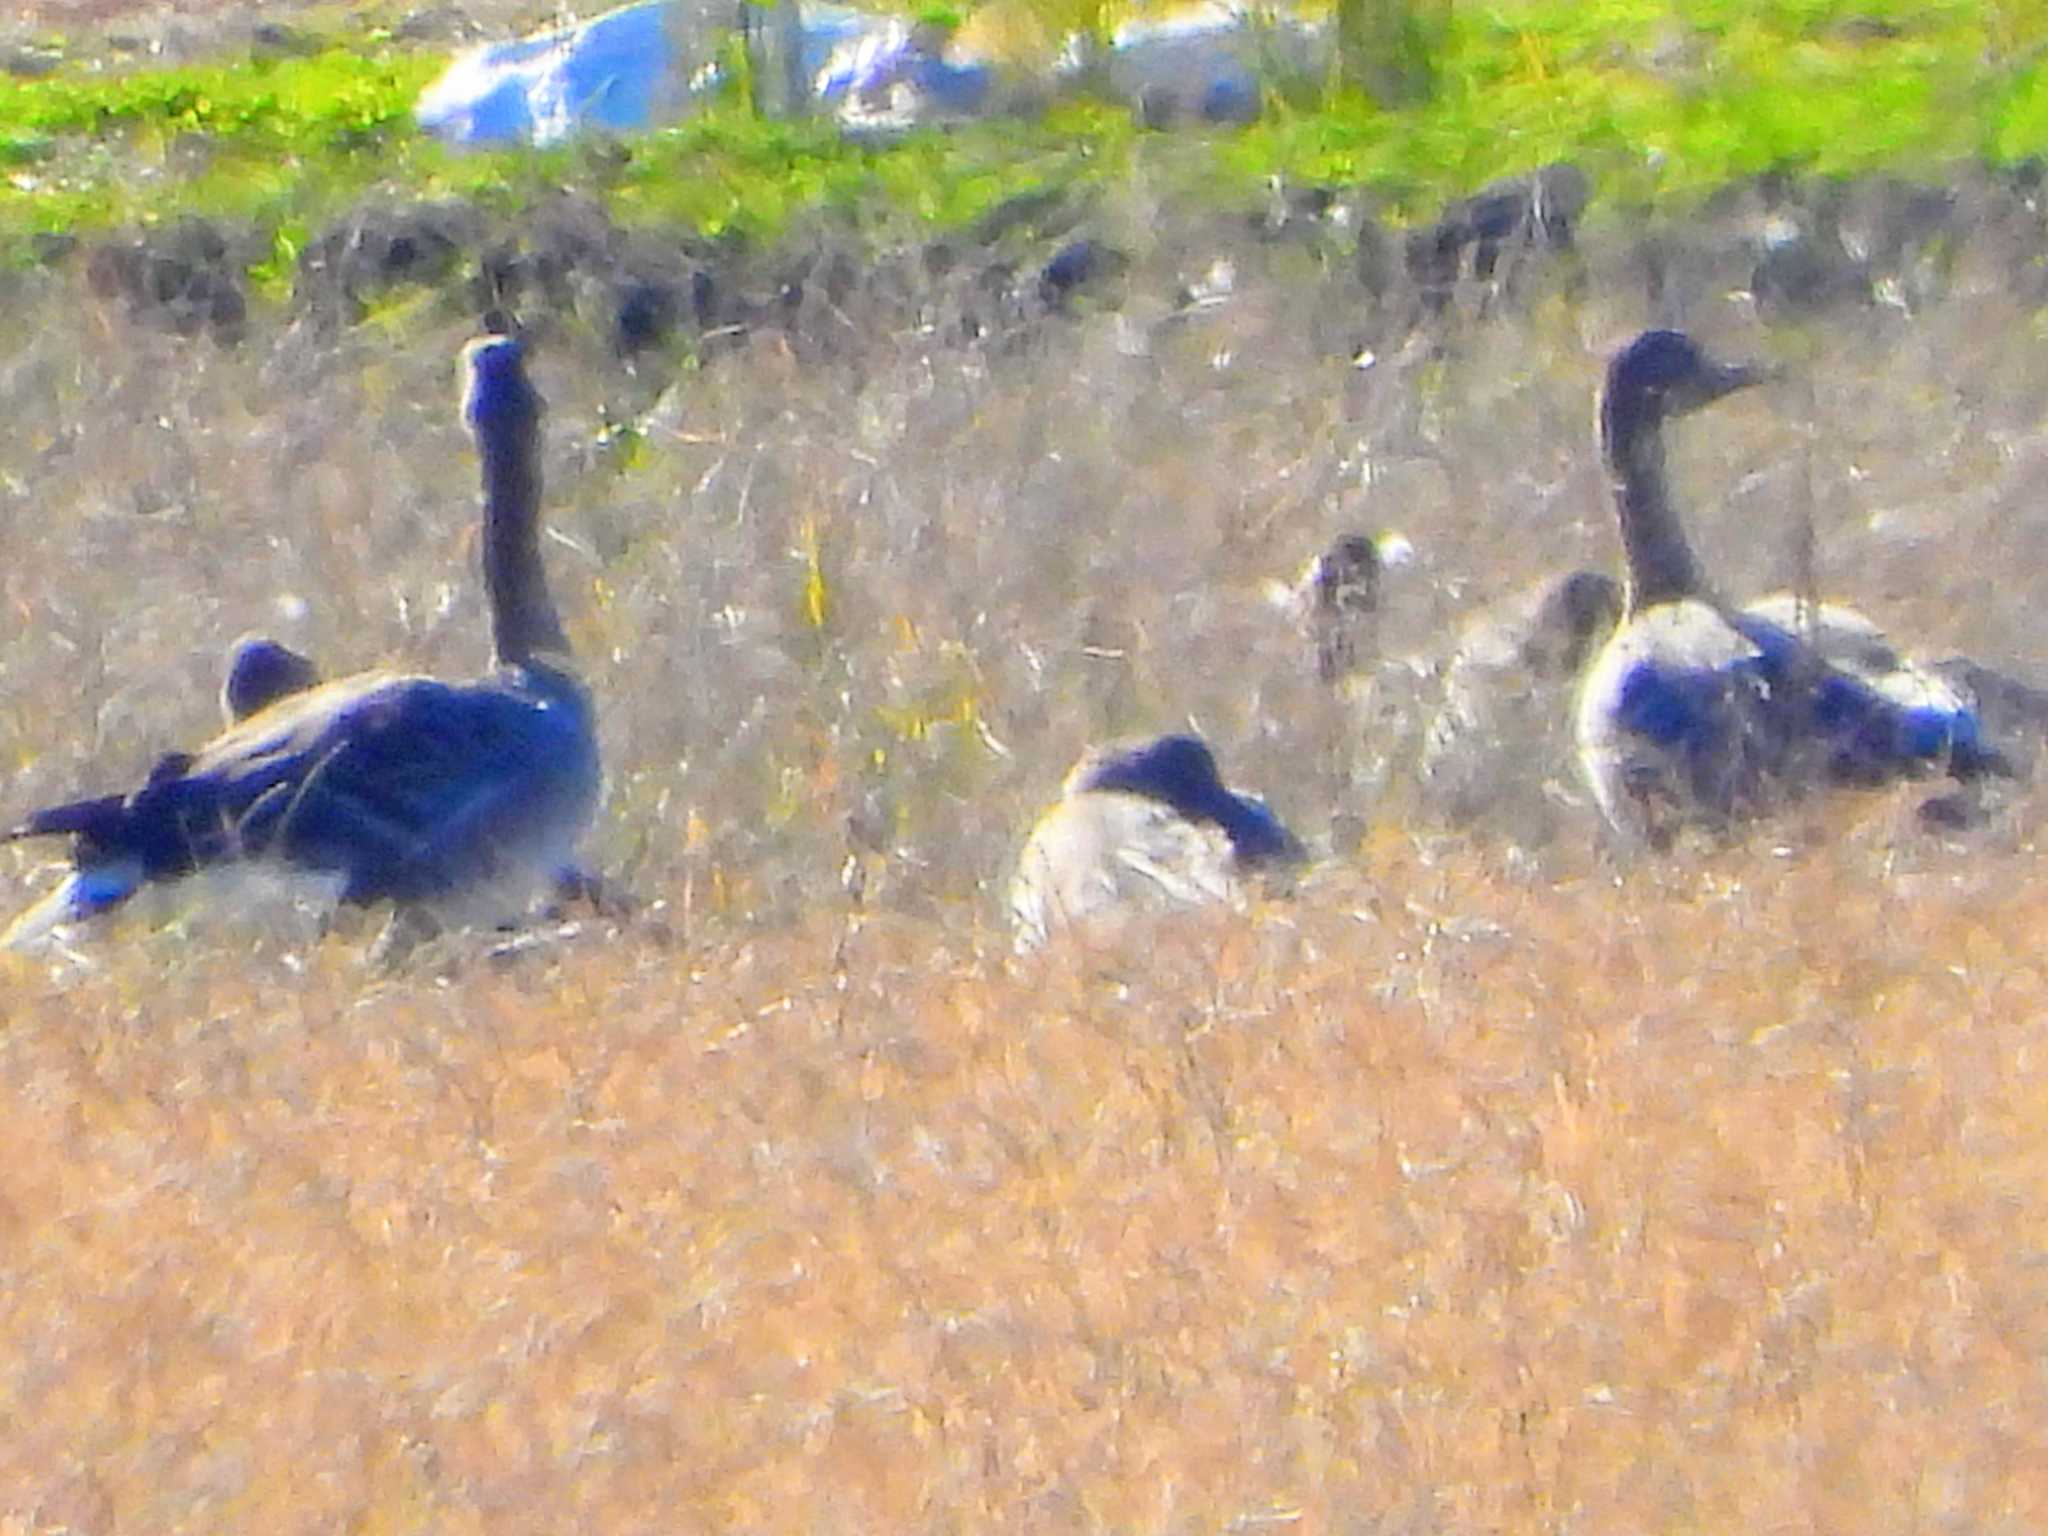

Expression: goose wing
xmin=1738 ymin=593 xmax=1893 ymax=662
xmin=1728 ymin=603 xmax=1998 ymax=779
xmin=191 ymin=669 xmax=597 ymax=902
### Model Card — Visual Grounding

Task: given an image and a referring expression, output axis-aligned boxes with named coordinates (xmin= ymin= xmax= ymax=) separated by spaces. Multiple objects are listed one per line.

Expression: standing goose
xmin=3 ymin=335 xmax=599 ymax=947
xmin=1574 ymin=329 xmax=1998 ymax=846
xmin=1010 ymin=733 xmax=1304 ymax=952
xmin=1268 ymin=528 xmax=1429 ymax=830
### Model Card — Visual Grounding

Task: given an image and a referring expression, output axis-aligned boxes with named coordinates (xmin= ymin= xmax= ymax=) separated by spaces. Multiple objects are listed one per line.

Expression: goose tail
xmin=3 ymin=790 xmax=153 ymax=949
xmin=2 ymin=858 xmax=145 ymax=949
xmin=8 ymin=792 xmax=129 ymax=844
xmin=1950 ymin=732 xmax=2015 ymax=782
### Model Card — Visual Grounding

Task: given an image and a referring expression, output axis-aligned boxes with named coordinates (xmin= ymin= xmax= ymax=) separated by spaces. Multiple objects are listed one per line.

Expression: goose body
xmin=1574 ymin=329 xmax=1996 ymax=845
xmin=1577 ymin=598 xmax=1989 ymax=836
xmin=1419 ymin=568 xmax=1621 ymax=828
xmin=1010 ymin=733 xmax=1303 ymax=952
xmin=213 ymin=634 xmax=612 ymax=910
xmin=4 ymin=335 xmax=598 ymax=947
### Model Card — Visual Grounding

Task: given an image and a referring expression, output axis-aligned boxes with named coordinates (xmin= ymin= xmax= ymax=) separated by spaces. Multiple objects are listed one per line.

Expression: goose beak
xmin=1676 ymin=356 xmax=1773 ymax=416
xmin=1714 ymin=359 xmax=1775 ymax=395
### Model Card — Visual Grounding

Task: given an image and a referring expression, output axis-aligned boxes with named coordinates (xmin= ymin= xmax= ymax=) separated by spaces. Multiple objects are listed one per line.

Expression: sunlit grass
xmin=6 ymin=166 xmax=2048 ymax=1524
xmin=7 ymin=824 xmax=2048 ymax=1529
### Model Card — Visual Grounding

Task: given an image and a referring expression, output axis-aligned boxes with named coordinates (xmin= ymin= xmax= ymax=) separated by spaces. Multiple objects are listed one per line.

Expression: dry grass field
xmin=7 ymin=177 xmax=2048 ymax=1530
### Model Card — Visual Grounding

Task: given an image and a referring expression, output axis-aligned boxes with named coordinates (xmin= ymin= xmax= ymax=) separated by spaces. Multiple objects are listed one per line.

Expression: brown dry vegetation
xmin=7 ymin=191 xmax=2048 ymax=1530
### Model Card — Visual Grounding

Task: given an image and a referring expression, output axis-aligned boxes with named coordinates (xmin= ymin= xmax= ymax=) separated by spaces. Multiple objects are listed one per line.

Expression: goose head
xmin=1307 ymin=530 xmax=1412 ymax=619
xmin=1293 ymin=528 xmax=1414 ymax=682
xmin=463 ymin=333 xmax=542 ymax=440
xmin=220 ymin=634 xmax=320 ymax=723
xmin=1599 ymin=330 xmax=1770 ymax=614
xmin=1069 ymin=734 xmax=1229 ymax=811
xmin=1600 ymin=329 xmax=1767 ymax=468
xmin=1068 ymin=734 xmax=1301 ymax=864
xmin=1527 ymin=569 xmax=1623 ymax=678
xmin=1309 ymin=533 xmax=1387 ymax=617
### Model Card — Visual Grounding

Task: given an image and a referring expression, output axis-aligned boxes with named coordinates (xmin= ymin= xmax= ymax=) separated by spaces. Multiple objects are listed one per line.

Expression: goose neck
xmin=478 ymin=401 xmax=569 ymax=667
xmin=1608 ymin=419 xmax=1704 ymax=613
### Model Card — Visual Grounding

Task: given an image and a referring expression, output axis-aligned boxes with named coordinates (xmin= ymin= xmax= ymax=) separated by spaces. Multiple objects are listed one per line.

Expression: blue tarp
xmin=416 ymin=0 xmax=1326 ymax=148
xmin=417 ymin=0 xmax=995 ymax=146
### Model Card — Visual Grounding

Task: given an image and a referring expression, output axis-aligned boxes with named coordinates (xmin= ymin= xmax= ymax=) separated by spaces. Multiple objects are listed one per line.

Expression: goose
xmin=1277 ymin=532 xmax=1616 ymax=837
xmin=1010 ymin=733 xmax=1304 ymax=952
xmin=3 ymin=334 xmax=599 ymax=948
xmin=1267 ymin=528 xmax=1432 ymax=830
xmin=1573 ymin=328 xmax=2000 ymax=846
xmin=1419 ymin=568 xmax=1621 ymax=828
xmin=220 ymin=634 xmax=319 ymax=724
xmin=1272 ymin=529 xmax=1414 ymax=685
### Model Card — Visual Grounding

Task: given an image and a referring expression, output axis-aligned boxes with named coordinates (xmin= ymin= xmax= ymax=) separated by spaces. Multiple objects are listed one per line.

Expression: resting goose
xmin=3 ymin=335 xmax=599 ymax=947
xmin=1419 ymin=568 xmax=1622 ymax=829
xmin=1010 ymin=733 xmax=1304 ymax=952
xmin=1279 ymin=531 xmax=1622 ymax=836
xmin=1573 ymin=329 xmax=2000 ymax=846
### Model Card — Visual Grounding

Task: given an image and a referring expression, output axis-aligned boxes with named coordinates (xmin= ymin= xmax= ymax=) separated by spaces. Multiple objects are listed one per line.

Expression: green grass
xmin=0 ymin=0 xmax=2045 ymax=274
xmin=0 ymin=40 xmax=441 ymax=264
